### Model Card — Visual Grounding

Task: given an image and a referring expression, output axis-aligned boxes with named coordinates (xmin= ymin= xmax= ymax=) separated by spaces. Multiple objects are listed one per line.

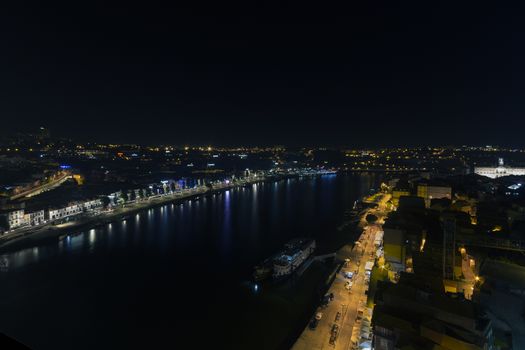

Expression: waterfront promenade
xmin=0 ymin=170 xmax=336 ymax=250
xmin=0 ymin=176 xmax=258 ymax=249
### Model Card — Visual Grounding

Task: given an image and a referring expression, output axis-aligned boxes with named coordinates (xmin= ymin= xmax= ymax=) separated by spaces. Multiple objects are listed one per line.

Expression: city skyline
xmin=1 ymin=2 xmax=525 ymax=349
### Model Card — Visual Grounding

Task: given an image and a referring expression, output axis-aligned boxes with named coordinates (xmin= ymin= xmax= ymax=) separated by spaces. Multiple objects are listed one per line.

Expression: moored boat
xmin=253 ymin=238 xmax=316 ymax=282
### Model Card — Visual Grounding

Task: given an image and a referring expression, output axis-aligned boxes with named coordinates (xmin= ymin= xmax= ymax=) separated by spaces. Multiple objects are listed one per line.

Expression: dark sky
xmin=1 ymin=1 xmax=525 ymax=147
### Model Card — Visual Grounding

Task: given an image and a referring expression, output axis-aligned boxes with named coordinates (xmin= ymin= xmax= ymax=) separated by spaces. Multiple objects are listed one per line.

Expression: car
xmin=344 ymin=271 xmax=354 ymax=279
xmin=321 ymin=293 xmax=333 ymax=305
xmin=335 ymin=311 xmax=341 ymax=322
xmin=308 ymin=318 xmax=319 ymax=330
xmin=329 ymin=334 xmax=336 ymax=345
xmin=331 ymin=324 xmax=339 ymax=335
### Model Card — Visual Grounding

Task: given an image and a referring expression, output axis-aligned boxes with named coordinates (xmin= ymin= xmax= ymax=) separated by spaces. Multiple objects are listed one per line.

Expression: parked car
xmin=321 ymin=293 xmax=333 ymax=306
xmin=343 ymin=271 xmax=354 ymax=279
xmin=335 ymin=311 xmax=341 ymax=322
xmin=357 ymin=309 xmax=364 ymax=320
xmin=309 ymin=317 xmax=319 ymax=330
xmin=345 ymin=281 xmax=353 ymax=290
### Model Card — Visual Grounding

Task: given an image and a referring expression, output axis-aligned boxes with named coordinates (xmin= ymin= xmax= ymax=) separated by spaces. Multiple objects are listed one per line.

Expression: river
xmin=0 ymin=173 xmax=382 ymax=349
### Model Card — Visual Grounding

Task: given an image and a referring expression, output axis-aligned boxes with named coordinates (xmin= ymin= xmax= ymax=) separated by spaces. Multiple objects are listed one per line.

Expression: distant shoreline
xmin=0 ymin=173 xmax=335 ymax=253
xmin=0 ymin=181 xmax=254 ymax=252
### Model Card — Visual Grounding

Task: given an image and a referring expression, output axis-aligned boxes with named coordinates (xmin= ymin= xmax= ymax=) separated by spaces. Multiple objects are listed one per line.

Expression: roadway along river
xmin=0 ymin=173 xmax=382 ymax=350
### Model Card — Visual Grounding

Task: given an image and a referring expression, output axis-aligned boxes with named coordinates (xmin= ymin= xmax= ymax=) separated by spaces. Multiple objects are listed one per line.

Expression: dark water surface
xmin=0 ymin=174 xmax=381 ymax=349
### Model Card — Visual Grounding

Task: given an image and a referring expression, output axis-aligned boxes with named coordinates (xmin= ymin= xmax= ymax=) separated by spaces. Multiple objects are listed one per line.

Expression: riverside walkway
xmin=0 ymin=176 xmax=262 ymax=248
xmin=0 ymin=171 xmax=335 ymax=249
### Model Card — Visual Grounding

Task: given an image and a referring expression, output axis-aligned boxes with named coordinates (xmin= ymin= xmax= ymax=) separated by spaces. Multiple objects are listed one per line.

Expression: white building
xmin=417 ymin=184 xmax=452 ymax=207
xmin=25 ymin=210 xmax=45 ymax=226
xmin=0 ymin=209 xmax=28 ymax=230
xmin=82 ymin=199 xmax=102 ymax=211
xmin=475 ymin=158 xmax=525 ymax=179
xmin=48 ymin=203 xmax=83 ymax=221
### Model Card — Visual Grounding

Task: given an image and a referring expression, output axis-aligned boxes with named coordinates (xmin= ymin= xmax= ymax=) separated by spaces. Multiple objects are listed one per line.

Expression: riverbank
xmin=0 ymin=172 xmax=337 ymax=252
xmin=0 ymin=172 xmax=381 ymax=350
xmin=0 ymin=177 xmax=269 ymax=252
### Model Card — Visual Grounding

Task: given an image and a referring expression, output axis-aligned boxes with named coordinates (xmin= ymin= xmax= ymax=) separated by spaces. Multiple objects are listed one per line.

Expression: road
xmin=292 ymin=194 xmax=390 ymax=350
xmin=10 ymin=173 xmax=72 ymax=200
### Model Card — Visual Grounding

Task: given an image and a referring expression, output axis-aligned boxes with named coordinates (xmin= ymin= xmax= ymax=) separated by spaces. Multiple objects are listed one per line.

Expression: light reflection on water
xmin=0 ymin=174 xmax=382 ymax=350
xmin=1 ymin=175 xmax=367 ymax=273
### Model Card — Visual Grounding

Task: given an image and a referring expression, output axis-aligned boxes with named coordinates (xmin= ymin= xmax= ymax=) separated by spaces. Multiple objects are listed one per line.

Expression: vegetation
xmin=365 ymin=214 xmax=378 ymax=224
xmin=100 ymin=196 xmax=111 ymax=208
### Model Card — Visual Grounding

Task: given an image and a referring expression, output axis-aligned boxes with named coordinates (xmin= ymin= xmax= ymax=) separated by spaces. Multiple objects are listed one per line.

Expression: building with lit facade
xmin=417 ymin=183 xmax=452 ymax=208
xmin=0 ymin=208 xmax=27 ymax=231
xmin=474 ymin=158 xmax=525 ymax=179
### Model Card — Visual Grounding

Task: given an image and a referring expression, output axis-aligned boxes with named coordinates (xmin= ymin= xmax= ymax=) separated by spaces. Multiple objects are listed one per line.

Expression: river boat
xmin=253 ymin=238 xmax=316 ymax=281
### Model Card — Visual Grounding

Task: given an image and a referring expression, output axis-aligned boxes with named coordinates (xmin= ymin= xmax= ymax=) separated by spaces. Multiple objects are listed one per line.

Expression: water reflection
xmin=222 ymin=190 xmax=232 ymax=255
xmin=0 ymin=177 xmax=364 ymax=272
xmin=89 ymin=229 xmax=96 ymax=245
xmin=0 ymin=174 xmax=384 ymax=350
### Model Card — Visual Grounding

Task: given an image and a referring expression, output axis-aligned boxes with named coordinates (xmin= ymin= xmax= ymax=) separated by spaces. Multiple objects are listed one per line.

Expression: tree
xmin=129 ymin=190 xmax=136 ymax=202
xmin=170 ymin=182 xmax=176 ymax=193
xmin=100 ymin=196 xmax=111 ymax=208
xmin=151 ymin=184 xmax=159 ymax=195
xmin=366 ymin=214 xmax=378 ymax=224
xmin=120 ymin=191 xmax=129 ymax=203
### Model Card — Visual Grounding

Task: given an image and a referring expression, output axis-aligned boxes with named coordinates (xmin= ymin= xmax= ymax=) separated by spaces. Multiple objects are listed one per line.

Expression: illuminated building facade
xmin=475 ymin=158 xmax=525 ymax=179
xmin=417 ymin=184 xmax=452 ymax=208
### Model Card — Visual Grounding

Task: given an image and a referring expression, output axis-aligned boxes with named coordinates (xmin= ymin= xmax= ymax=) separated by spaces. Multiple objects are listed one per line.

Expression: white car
xmin=344 ymin=271 xmax=354 ymax=279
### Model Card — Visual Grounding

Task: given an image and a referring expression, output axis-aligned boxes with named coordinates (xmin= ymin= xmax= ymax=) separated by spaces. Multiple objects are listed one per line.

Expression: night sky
xmin=1 ymin=2 xmax=525 ymax=147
